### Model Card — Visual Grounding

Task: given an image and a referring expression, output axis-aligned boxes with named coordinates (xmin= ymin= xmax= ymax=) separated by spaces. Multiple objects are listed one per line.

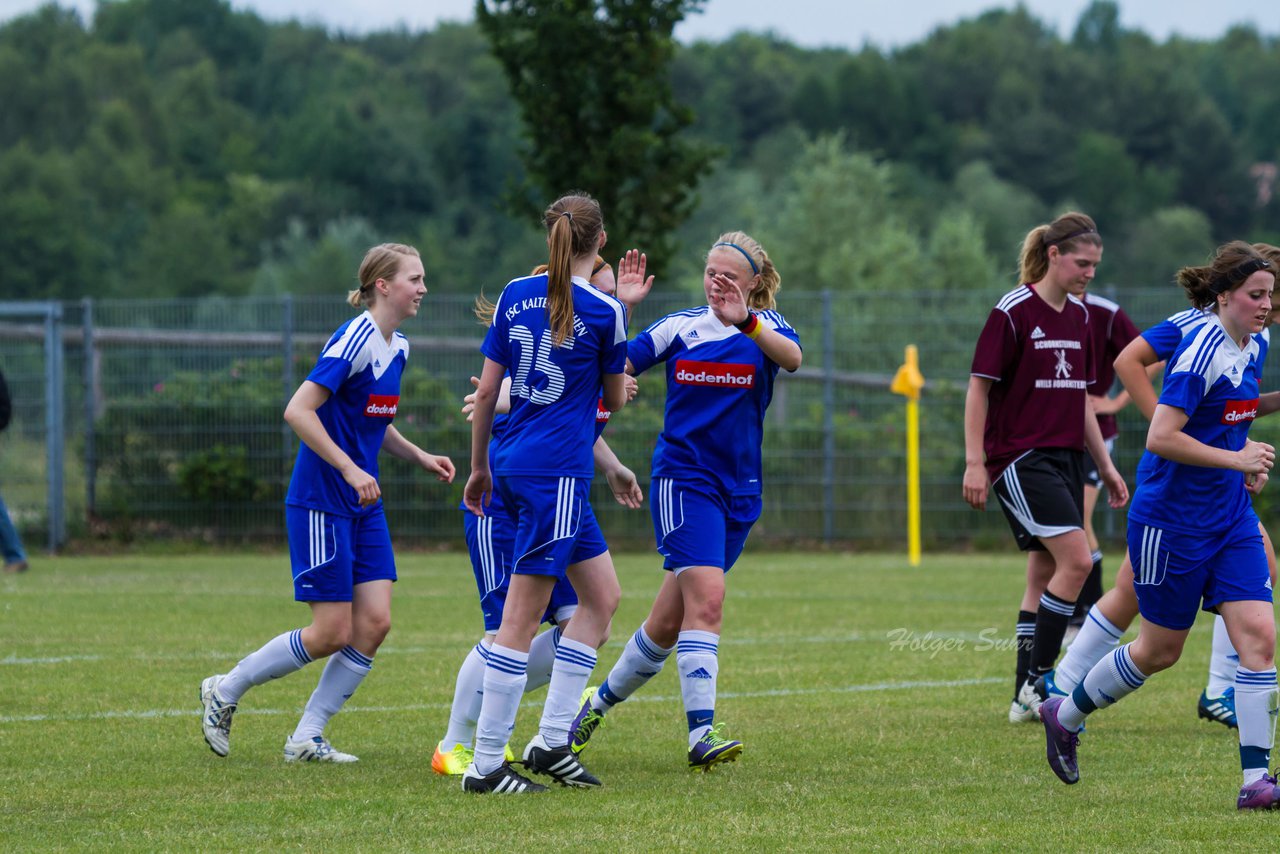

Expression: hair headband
xmin=714 ymin=242 xmax=759 ymax=274
xmin=1210 ymin=257 xmax=1273 ymax=295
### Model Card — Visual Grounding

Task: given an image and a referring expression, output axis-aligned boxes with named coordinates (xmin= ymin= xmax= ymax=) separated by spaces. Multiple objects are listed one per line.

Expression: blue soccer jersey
xmin=287 ymin=311 xmax=407 ymax=516
xmin=481 ymin=274 xmax=628 ymax=478
xmin=629 ymin=306 xmax=802 ymax=497
xmin=1134 ymin=310 xmax=1270 ymax=484
xmin=1128 ymin=315 xmax=1262 ymax=535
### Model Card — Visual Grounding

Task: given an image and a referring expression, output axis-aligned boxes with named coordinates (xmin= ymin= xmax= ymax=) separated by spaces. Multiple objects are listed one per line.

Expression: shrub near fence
xmin=3 ymin=286 xmax=1269 ymax=551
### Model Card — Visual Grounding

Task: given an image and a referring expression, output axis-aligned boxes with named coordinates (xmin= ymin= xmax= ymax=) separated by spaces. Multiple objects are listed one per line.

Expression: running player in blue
xmin=199 ymin=243 xmax=456 ymax=763
xmin=1039 ymin=241 xmax=1280 ymax=811
xmin=1050 ymin=247 xmax=1280 ymax=728
xmin=432 ymin=255 xmax=648 ymax=777
xmin=569 ymin=230 xmax=803 ymax=771
xmin=460 ymin=193 xmax=630 ymax=794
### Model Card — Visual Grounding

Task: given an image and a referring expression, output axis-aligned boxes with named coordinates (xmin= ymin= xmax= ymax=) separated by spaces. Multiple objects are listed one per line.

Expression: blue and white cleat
xmin=1198 ymin=687 xmax=1238 ymax=729
xmin=200 ymin=674 xmax=236 ymax=757
xmin=283 ymin=735 xmax=359 ymax=763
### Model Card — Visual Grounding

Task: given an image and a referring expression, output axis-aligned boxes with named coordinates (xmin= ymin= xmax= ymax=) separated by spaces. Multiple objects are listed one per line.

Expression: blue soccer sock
xmin=473 ymin=644 xmax=527 ymax=776
xmin=539 ymin=637 xmax=597 ymax=748
xmin=677 ymin=629 xmax=720 ymax=746
xmin=1235 ymin=667 xmax=1278 ymax=786
xmin=441 ymin=640 xmax=490 ymax=750
xmin=219 ymin=628 xmax=312 ymax=703
xmin=292 ymin=646 xmax=372 ymax=741
xmin=1059 ymin=643 xmax=1147 ymax=731
xmin=592 ymin=625 xmax=674 ymax=713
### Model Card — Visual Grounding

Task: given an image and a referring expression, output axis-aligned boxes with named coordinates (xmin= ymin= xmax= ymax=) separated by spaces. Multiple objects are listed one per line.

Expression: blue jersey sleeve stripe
xmin=341 ymin=319 xmax=377 ymax=364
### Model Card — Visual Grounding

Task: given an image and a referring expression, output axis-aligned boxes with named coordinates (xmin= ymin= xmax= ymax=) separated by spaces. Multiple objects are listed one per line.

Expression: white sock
xmin=473 ymin=644 xmax=527 ymax=776
xmin=1053 ymin=606 xmax=1124 ymax=695
xmin=525 ymin=627 xmax=562 ymax=694
xmin=539 ymin=637 xmax=597 ymax=748
xmin=676 ymin=630 xmax=719 ymax=746
xmin=1206 ymin=615 xmax=1240 ymax=698
xmin=593 ymin=625 xmax=674 ymax=712
xmin=219 ymin=628 xmax=312 ymax=703
xmin=1235 ymin=667 xmax=1278 ymax=786
xmin=441 ymin=640 xmax=489 ymax=749
xmin=1059 ymin=643 xmax=1148 ymax=731
xmin=291 ymin=646 xmax=373 ymax=741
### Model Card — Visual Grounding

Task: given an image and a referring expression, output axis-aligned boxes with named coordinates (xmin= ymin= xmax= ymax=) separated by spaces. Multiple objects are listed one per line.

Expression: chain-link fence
xmin=4 ymin=287 xmax=1276 ymax=553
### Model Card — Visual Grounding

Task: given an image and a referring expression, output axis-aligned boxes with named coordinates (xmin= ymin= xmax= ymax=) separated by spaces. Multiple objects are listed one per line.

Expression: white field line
xmin=0 ymin=677 xmax=1005 ymax=724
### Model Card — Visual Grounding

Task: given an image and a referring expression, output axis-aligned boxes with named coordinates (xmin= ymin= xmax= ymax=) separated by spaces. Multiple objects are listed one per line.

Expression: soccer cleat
xmin=1198 ymin=687 xmax=1238 ymax=729
xmin=200 ymin=674 xmax=236 ymax=757
xmin=462 ymin=762 xmax=547 ymax=794
xmin=569 ymin=686 xmax=606 ymax=755
xmin=432 ymin=741 xmax=474 ymax=776
xmin=688 ymin=723 xmax=743 ymax=771
xmin=1038 ymin=670 xmax=1067 ymax=699
xmin=433 ymin=741 xmax=514 ymax=775
xmin=1017 ymin=677 xmax=1047 ymax=721
xmin=1008 ymin=699 xmax=1037 ymax=723
xmin=283 ymin=735 xmax=359 ymax=763
xmin=1237 ymin=774 xmax=1280 ymax=810
xmin=522 ymin=734 xmax=602 ymax=787
xmin=1040 ymin=697 xmax=1080 ymax=785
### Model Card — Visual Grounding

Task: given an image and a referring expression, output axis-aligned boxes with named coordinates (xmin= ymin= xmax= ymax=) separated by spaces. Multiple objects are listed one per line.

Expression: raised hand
xmin=615 ymin=249 xmax=654 ymax=311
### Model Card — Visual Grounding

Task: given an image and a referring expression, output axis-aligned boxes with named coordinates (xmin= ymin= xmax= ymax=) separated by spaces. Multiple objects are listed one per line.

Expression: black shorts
xmin=1083 ymin=436 xmax=1117 ymax=490
xmin=992 ymin=449 xmax=1086 ymax=552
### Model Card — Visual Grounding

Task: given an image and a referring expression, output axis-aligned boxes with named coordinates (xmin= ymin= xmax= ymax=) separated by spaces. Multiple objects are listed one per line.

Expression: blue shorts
xmin=496 ymin=475 xmax=608 ymax=577
xmin=463 ymin=509 xmax=578 ymax=632
xmin=651 ymin=477 xmax=761 ymax=572
xmin=286 ymin=504 xmax=396 ymax=602
xmin=1128 ymin=512 xmax=1272 ymax=631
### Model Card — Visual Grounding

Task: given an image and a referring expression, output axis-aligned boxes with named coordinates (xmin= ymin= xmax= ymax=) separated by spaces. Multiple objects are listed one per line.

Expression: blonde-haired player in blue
xmin=1039 ymin=242 xmax=1280 ymax=811
xmin=461 ymin=192 xmax=629 ymax=794
xmin=570 ymin=231 xmax=802 ymax=771
xmin=199 ymin=243 xmax=455 ymax=763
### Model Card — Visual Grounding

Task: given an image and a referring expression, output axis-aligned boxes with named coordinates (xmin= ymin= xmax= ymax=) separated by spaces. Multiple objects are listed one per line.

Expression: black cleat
xmin=461 ymin=762 xmax=548 ymax=794
xmin=523 ymin=734 xmax=603 ymax=787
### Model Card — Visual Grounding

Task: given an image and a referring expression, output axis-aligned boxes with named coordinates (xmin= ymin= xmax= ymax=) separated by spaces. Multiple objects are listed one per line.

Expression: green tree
xmin=475 ymin=0 xmax=717 ymax=265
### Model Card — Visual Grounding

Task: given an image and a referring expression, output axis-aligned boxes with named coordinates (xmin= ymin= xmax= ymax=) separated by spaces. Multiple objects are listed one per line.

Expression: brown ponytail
xmin=542 ymin=193 xmax=604 ymax=347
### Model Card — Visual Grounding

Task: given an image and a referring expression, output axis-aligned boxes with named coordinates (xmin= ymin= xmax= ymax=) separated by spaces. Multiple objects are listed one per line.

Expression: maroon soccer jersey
xmin=970 ymin=284 xmax=1096 ymax=481
xmin=1083 ymin=293 xmax=1141 ymax=440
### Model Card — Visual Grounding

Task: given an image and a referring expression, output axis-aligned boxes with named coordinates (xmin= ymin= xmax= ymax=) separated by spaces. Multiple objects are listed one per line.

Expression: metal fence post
xmin=822 ymin=289 xmax=835 ymax=544
xmin=281 ymin=294 xmax=294 ymax=491
xmin=82 ymin=297 xmax=96 ymax=519
xmin=44 ymin=302 xmax=65 ymax=550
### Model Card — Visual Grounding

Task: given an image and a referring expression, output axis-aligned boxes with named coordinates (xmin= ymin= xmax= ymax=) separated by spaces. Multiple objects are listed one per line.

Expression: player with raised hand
xmin=200 ymin=243 xmax=455 ymax=763
xmin=569 ymin=230 xmax=802 ymax=771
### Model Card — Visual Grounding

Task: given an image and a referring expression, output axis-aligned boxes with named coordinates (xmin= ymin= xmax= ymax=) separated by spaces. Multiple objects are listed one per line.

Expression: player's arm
xmin=381 ymin=425 xmax=455 ymax=483
xmin=1258 ymin=391 xmax=1280 ymax=417
xmin=594 ymin=436 xmax=642 ymax=509
xmin=463 ymin=357 xmax=506 ymax=515
xmin=1083 ymin=398 xmax=1128 ymax=508
xmin=284 ymin=380 xmax=379 ymax=506
xmin=1147 ymin=403 xmax=1275 ymax=473
xmin=962 ymin=376 xmax=992 ymax=510
xmin=601 ymin=371 xmax=628 ymax=412
xmin=462 ymin=375 xmax=513 ymax=421
xmin=1114 ymin=336 xmax=1164 ymax=421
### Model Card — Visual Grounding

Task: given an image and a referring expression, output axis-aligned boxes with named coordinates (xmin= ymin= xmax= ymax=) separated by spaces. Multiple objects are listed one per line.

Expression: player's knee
xmin=358 ymin=613 xmax=391 ymax=648
xmin=307 ymin=626 xmax=350 ymax=658
xmin=687 ymin=597 xmax=724 ymax=628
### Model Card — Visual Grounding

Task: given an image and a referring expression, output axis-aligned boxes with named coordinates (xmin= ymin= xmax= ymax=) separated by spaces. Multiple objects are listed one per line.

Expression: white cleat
xmin=200 ymin=674 xmax=236 ymax=757
xmin=283 ymin=735 xmax=359 ymax=763
xmin=1009 ymin=698 xmax=1038 ymax=723
xmin=1016 ymin=679 xmax=1046 ymax=721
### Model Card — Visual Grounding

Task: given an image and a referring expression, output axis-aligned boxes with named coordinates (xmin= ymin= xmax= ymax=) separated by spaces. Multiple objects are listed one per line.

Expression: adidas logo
xmin=686 ymin=329 xmax=700 ymax=340
xmin=374 ymin=359 xmax=382 ymax=368
xmin=686 ymin=667 xmax=713 ymax=679
xmin=1030 ymin=326 xmax=1045 ymax=339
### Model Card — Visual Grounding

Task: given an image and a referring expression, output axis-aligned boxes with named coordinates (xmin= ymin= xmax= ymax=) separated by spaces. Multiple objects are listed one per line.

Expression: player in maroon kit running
xmin=962 ymin=212 xmax=1130 ymax=723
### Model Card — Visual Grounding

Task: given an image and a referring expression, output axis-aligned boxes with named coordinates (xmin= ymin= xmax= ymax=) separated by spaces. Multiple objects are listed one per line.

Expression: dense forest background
xmin=2 ymin=0 xmax=1279 ymax=305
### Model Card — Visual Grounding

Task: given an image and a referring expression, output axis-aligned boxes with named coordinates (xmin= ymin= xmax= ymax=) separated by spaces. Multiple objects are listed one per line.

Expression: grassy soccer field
xmin=2 ymin=551 xmax=1277 ymax=850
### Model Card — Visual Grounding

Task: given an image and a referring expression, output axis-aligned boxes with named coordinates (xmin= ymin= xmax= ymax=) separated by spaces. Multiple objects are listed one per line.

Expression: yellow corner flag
xmin=890 ymin=346 xmax=924 ymax=565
